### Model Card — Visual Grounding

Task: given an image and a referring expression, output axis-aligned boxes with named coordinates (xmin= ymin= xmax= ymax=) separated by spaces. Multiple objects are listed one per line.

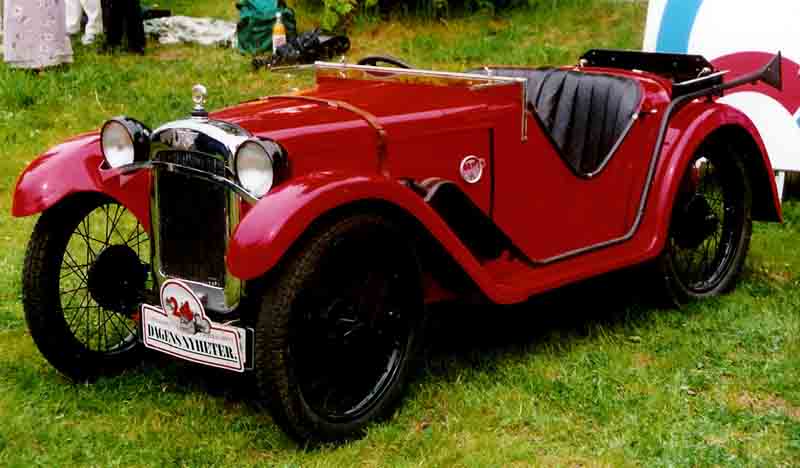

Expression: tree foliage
xmin=312 ymin=0 xmax=591 ymax=31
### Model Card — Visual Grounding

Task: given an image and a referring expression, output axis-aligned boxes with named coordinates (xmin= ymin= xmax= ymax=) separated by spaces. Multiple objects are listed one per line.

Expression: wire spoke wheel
xmin=658 ymin=140 xmax=752 ymax=304
xmin=60 ymin=202 xmax=151 ymax=354
xmin=23 ymin=194 xmax=151 ymax=380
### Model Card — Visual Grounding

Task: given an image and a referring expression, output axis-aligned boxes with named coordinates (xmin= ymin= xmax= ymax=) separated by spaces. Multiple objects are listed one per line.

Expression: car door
xmin=492 ymin=109 xmax=652 ymax=263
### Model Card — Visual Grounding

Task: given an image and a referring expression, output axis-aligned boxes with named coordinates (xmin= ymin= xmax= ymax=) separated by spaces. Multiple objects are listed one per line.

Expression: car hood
xmin=209 ymin=79 xmax=494 ymax=171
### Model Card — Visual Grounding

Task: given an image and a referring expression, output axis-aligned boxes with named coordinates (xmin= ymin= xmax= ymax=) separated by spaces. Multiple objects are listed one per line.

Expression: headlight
xmin=234 ymin=139 xmax=283 ymax=198
xmin=100 ymin=117 xmax=151 ymax=168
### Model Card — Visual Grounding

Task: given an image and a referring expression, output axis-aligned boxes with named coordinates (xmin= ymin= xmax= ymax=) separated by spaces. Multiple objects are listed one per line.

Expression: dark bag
xmin=254 ymin=29 xmax=350 ymax=68
xmin=236 ymin=0 xmax=297 ymax=55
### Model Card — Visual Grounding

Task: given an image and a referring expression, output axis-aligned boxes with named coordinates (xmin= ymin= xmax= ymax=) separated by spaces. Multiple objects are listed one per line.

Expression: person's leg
xmin=80 ymin=0 xmax=103 ymax=41
xmin=123 ymin=0 xmax=144 ymax=53
xmin=65 ymin=0 xmax=83 ymax=35
xmin=104 ymin=0 xmax=122 ymax=47
xmin=101 ymin=0 xmax=111 ymax=34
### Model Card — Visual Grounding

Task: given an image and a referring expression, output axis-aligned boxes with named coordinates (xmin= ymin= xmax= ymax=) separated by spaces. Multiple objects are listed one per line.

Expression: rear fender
xmin=227 ymin=172 xmax=488 ymax=285
xmin=11 ymin=132 xmax=152 ymax=229
xmin=648 ymin=102 xmax=781 ymax=249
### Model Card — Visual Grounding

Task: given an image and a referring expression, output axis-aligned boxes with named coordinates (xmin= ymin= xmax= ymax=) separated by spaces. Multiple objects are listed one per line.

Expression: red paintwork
xmin=212 ymin=77 xmax=510 ymax=214
xmin=228 ymin=172 xmax=488 ymax=281
xmin=473 ymin=101 xmax=781 ymax=303
xmin=12 ymin=64 xmax=782 ymax=306
xmin=649 ymin=101 xmax=782 ymax=229
xmin=11 ymin=132 xmax=152 ymax=230
xmin=492 ymin=72 xmax=663 ymax=260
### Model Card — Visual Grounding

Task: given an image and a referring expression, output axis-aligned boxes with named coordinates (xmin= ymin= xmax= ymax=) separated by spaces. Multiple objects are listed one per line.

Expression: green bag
xmin=236 ymin=0 xmax=297 ymax=55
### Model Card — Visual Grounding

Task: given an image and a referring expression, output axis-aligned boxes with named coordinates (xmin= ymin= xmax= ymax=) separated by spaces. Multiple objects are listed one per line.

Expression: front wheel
xmin=253 ymin=214 xmax=426 ymax=443
xmin=656 ymin=140 xmax=753 ymax=306
xmin=23 ymin=194 xmax=151 ymax=381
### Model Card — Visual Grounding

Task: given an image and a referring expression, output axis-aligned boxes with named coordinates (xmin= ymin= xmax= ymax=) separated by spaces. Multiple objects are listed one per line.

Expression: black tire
xmin=254 ymin=213 xmax=425 ymax=443
xmin=656 ymin=139 xmax=753 ymax=306
xmin=23 ymin=194 xmax=151 ymax=381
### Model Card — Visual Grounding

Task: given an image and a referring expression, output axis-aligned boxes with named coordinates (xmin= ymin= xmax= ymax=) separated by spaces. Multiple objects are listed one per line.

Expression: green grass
xmin=2 ymin=0 xmax=799 ymax=465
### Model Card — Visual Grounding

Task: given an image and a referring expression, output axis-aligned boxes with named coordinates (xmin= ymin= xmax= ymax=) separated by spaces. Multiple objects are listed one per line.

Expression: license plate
xmin=141 ymin=279 xmax=247 ymax=372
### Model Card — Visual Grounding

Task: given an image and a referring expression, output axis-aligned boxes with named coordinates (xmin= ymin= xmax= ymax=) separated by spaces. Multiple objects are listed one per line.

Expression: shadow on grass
xmin=135 ymin=264 xmax=669 ymax=405
xmin=422 ymin=264 xmax=669 ymax=377
xmin=0 ymin=262 xmax=684 ymax=455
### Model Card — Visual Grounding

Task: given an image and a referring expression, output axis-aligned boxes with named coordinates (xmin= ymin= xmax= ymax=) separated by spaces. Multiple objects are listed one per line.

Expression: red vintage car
xmin=11 ymin=50 xmax=784 ymax=442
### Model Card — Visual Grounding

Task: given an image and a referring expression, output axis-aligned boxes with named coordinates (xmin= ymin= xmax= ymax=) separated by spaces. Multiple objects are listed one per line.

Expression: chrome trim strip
xmin=314 ymin=61 xmax=529 ymax=83
xmin=674 ymin=69 xmax=728 ymax=87
xmin=582 ymin=112 xmax=640 ymax=179
xmin=149 ymin=160 xmax=243 ymax=314
xmin=120 ymin=161 xmax=259 ymax=204
xmin=521 ymin=80 xmax=528 ymax=142
xmin=468 ymin=81 xmax=514 ymax=90
xmin=140 ymin=118 xmax=254 ymax=314
xmin=269 ymin=64 xmax=315 ymax=73
xmin=153 ymin=119 xmax=250 ymax=154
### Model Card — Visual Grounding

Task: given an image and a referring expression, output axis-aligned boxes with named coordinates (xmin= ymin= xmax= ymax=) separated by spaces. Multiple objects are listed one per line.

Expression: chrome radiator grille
xmin=155 ymin=151 xmax=228 ymax=287
xmin=158 ymin=150 xmax=227 ymax=177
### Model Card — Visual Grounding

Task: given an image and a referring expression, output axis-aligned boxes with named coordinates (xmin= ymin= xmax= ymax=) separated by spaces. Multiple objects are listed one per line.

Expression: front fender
xmin=227 ymin=172 xmax=487 ymax=283
xmin=646 ymin=101 xmax=782 ymax=251
xmin=11 ymin=132 xmax=152 ymax=229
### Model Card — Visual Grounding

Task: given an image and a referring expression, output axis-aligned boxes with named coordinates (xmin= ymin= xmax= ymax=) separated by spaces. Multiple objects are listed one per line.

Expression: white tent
xmin=643 ymin=0 xmax=800 ymax=196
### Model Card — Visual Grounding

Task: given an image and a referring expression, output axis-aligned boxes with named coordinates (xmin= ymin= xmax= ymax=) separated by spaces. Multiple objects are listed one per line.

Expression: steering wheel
xmin=356 ymin=55 xmax=412 ymax=69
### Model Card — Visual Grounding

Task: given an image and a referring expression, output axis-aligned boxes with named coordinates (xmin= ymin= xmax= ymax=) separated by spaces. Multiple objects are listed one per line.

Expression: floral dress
xmin=3 ymin=0 xmax=73 ymax=69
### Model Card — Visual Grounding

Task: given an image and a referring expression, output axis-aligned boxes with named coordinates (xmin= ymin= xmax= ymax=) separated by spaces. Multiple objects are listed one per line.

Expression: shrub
xmin=309 ymin=0 xmax=594 ymax=32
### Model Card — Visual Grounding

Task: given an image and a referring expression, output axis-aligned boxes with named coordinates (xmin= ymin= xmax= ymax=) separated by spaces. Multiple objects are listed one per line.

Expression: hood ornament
xmin=191 ymin=84 xmax=209 ymax=120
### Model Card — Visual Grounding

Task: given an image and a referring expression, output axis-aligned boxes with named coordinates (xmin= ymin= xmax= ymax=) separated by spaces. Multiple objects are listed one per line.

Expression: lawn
xmin=1 ymin=0 xmax=799 ymax=466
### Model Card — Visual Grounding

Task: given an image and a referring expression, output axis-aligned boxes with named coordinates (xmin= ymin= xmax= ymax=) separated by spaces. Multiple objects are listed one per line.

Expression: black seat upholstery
xmin=472 ymin=68 xmax=641 ymax=175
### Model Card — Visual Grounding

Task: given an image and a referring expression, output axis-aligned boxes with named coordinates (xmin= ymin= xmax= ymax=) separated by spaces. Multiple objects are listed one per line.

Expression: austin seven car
xmin=11 ymin=50 xmax=785 ymax=442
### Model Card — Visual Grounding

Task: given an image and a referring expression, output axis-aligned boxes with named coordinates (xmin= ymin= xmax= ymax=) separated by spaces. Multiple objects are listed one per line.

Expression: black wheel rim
xmin=668 ymin=154 xmax=745 ymax=293
xmin=290 ymin=229 xmax=418 ymax=422
xmin=59 ymin=202 xmax=151 ymax=355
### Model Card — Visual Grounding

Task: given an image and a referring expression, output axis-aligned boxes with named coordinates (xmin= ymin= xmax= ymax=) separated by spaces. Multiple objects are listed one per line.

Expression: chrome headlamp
xmin=234 ymin=139 xmax=284 ymax=198
xmin=100 ymin=117 xmax=151 ymax=168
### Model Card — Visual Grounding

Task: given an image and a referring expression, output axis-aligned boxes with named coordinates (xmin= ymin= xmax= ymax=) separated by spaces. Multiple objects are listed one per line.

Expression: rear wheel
xmin=657 ymin=141 xmax=753 ymax=305
xmin=23 ymin=194 xmax=151 ymax=381
xmin=254 ymin=214 xmax=425 ymax=443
